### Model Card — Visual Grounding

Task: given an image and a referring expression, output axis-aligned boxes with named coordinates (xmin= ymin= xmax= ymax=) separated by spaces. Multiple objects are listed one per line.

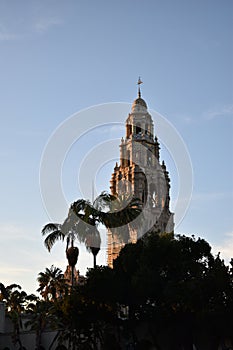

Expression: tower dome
xmin=132 ymin=96 xmax=147 ymax=109
xmin=131 ymin=77 xmax=148 ymax=112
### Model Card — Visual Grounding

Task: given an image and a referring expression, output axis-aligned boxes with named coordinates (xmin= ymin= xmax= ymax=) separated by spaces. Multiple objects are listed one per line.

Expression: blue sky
xmin=0 ymin=0 xmax=232 ymax=294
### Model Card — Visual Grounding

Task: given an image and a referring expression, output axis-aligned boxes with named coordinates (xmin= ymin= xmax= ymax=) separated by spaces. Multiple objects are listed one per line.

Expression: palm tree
xmin=42 ymin=197 xmax=102 ymax=271
xmin=25 ymin=299 xmax=54 ymax=350
xmin=42 ymin=208 xmax=80 ymax=253
xmin=84 ymin=224 xmax=101 ymax=269
xmin=41 ymin=223 xmax=64 ymax=253
xmin=71 ymin=192 xmax=142 ymax=267
xmin=70 ymin=198 xmax=102 ymax=269
xmin=0 ymin=282 xmax=8 ymax=301
xmin=42 ymin=208 xmax=80 ymax=287
xmin=0 ymin=283 xmax=36 ymax=349
xmin=42 ymin=193 xmax=141 ymax=273
xmin=37 ymin=265 xmax=67 ymax=301
xmin=97 ymin=192 xmax=142 ymax=244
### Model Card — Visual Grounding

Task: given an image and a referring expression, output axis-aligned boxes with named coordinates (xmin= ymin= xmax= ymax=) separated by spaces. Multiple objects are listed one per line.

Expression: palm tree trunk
xmin=71 ymin=238 xmax=74 ymax=288
xmin=71 ymin=265 xmax=74 ymax=289
xmin=93 ymin=254 xmax=97 ymax=269
xmin=36 ymin=328 xmax=42 ymax=350
xmin=90 ymin=247 xmax=100 ymax=269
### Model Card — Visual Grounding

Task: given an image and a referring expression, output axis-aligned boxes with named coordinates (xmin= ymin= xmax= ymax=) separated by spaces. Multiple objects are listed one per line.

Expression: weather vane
xmin=137 ymin=76 xmax=143 ymax=98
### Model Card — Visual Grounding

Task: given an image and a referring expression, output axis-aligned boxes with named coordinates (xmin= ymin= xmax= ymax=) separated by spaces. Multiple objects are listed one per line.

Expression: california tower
xmin=108 ymin=80 xmax=174 ymax=267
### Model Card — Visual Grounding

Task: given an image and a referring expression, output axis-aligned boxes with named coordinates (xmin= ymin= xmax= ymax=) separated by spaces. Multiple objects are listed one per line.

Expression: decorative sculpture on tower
xmin=107 ymin=79 xmax=174 ymax=267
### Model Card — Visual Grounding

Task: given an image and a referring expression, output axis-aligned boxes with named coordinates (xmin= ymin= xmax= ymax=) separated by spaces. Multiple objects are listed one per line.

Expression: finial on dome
xmin=131 ymin=77 xmax=147 ymax=110
xmin=137 ymin=76 xmax=143 ymax=98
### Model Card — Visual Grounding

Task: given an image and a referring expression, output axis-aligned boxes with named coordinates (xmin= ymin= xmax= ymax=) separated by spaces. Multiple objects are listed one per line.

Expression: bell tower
xmin=108 ymin=79 xmax=174 ymax=267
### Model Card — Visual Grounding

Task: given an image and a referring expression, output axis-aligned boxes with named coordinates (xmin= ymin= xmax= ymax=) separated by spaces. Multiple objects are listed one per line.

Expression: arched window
xmin=136 ymin=123 xmax=142 ymax=134
xmin=147 ymin=149 xmax=152 ymax=165
xmin=141 ymin=175 xmax=148 ymax=204
xmin=127 ymin=150 xmax=130 ymax=166
xmin=126 ymin=124 xmax=132 ymax=137
xmin=142 ymin=189 xmax=145 ymax=204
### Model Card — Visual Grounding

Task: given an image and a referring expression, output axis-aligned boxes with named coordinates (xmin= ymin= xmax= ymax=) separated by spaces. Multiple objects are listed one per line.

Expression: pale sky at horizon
xmin=0 ymin=0 xmax=232 ymax=294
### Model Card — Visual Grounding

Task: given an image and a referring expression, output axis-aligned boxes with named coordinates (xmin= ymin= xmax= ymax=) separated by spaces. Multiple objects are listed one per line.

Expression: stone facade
xmin=108 ymin=86 xmax=174 ymax=267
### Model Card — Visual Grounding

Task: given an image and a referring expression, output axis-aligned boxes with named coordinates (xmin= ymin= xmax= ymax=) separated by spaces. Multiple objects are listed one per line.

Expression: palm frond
xmin=7 ymin=284 xmax=22 ymax=291
xmin=42 ymin=223 xmax=61 ymax=236
xmin=94 ymin=191 xmax=117 ymax=212
xmin=0 ymin=282 xmax=8 ymax=300
xmin=71 ymin=199 xmax=89 ymax=213
xmin=44 ymin=231 xmax=65 ymax=252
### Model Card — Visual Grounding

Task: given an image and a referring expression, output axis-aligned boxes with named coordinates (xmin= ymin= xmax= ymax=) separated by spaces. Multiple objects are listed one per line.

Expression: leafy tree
xmin=84 ymin=232 xmax=233 ymax=349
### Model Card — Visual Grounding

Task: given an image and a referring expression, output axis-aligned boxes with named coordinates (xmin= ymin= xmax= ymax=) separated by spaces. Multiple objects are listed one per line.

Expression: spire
xmin=137 ymin=76 xmax=143 ymax=98
xmin=131 ymin=77 xmax=147 ymax=111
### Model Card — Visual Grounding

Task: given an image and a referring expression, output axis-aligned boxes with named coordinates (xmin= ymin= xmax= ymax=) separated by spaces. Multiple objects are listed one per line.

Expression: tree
xmin=71 ymin=192 xmax=142 ymax=267
xmin=25 ymin=300 xmax=54 ymax=350
xmin=97 ymin=192 xmax=142 ymax=244
xmin=42 ymin=192 xmax=142 ymax=272
xmin=110 ymin=233 xmax=233 ymax=350
xmin=70 ymin=198 xmax=102 ymax=269
xmin=0 ymin=283 xmax=37 ymax=349
xmin=41 ymin=197 xmax=101 ymax=275
xmin=85 ymin=232 xmax=101 ymax=269
xmin=37 ymin=265 xmax=67 ymax=301
xmin=41 ymin=208 xmax=80 ymax=287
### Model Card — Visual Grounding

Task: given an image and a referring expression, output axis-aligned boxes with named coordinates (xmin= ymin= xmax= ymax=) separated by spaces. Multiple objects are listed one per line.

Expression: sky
xmin=0 ymin=0 xmax=232 ymax=294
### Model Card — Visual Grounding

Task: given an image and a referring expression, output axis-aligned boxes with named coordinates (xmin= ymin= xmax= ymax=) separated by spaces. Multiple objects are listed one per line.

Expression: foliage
xmin=44 ymin=233 xmax=232 ymax=349
xmin=42 ymin=192 xmax=142 ymax=270
xmin=25 ymin=299 xmax=56 ymax=350
xmin=0 ymin=283 xmax=37 ymax=349
xmin=37 ymin=265 xmax=68 ymax=301
xmin=108 ymin=233 xmax=233 ymax=349
xmin=1 ymin=232 xmax=232 ymax=349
